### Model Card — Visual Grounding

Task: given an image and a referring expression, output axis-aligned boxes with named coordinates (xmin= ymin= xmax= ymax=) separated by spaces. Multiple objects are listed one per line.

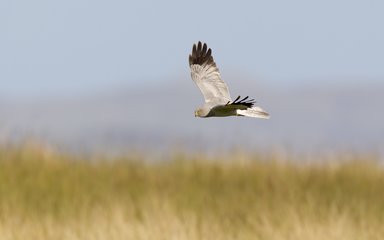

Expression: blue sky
xmin=1 ymin=0 xmax=383 ymax=98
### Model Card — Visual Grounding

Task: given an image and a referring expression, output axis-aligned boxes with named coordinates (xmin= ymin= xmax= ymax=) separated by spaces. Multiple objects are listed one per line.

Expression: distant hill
xmin=1 ymin=77 xmax=383 ymax=155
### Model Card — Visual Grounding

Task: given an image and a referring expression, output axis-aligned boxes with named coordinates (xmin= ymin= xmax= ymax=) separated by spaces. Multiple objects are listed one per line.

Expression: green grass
xmin=0 ymin=144 xmax=383 ymax=239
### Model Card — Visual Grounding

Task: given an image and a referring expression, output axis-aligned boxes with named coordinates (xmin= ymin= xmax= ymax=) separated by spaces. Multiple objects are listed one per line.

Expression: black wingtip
xmin=189 ymin=41 xmax=214 ymax=67
xmin=227 ymin=95 xmax=256 ymax=108
xmin=240 ymin=96 xmax=249 ymax=102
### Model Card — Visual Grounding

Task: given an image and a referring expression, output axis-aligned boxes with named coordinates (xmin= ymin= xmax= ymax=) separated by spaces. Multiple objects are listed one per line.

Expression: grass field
xmin=0 ymin=144 xmax=383 ymax=240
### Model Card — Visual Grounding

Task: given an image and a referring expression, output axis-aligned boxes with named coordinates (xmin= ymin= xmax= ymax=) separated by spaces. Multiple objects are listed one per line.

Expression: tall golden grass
xmin=0 ymin=144 xmax=383 ymax=240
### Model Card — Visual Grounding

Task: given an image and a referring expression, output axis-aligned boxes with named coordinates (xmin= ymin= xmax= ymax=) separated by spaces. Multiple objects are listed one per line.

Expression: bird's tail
xmin=237 ymin=106 xmax=270 ymax=119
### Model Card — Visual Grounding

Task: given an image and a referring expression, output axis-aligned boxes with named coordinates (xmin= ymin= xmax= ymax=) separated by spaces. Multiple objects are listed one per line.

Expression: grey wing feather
xmin=189 ymin=42 xmax=231 ymax=104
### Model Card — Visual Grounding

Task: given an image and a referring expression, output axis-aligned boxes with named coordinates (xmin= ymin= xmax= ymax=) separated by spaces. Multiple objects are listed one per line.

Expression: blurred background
xmin=1 ymin=0 xmax=383 ymax=156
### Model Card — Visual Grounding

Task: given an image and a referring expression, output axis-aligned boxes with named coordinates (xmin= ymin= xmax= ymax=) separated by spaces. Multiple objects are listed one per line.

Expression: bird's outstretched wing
xmin=210 ymin=95 xmax=270 ymax=119
xmin=189 ymin=42 xmax=231 ymax=104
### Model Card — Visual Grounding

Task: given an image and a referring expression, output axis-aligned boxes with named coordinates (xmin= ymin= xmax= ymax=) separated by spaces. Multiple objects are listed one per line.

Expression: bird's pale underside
xmin=189 ymin=41 xmax=270 ymax=119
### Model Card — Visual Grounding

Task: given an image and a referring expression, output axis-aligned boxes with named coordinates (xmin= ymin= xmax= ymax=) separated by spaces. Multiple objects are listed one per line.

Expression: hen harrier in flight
xmin=189 ymin=41 xmax=270 ymax=119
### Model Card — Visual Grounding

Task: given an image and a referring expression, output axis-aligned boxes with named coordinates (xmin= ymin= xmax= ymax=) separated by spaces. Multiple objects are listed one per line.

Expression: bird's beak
xmin=194 ymin=111 xmax=197 ymax=117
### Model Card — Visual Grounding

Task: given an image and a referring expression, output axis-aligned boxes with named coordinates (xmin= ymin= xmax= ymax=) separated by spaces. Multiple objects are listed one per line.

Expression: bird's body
xmin=189 ymin=41 xmax=270 ymax=119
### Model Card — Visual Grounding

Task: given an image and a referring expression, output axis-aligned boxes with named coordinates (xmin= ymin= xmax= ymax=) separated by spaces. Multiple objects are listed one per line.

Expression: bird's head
xmin=194 ymin=107 xmax=208 ymax=117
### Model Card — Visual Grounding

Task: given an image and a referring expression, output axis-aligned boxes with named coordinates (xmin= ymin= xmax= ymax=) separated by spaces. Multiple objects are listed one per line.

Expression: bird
xmin=189 ymin=41 xmax=270 ymax=119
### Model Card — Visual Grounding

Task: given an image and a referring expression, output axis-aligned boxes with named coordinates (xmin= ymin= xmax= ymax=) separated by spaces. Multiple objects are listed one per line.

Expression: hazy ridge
xmin=1 ymin=77 xmax=383 ymax=155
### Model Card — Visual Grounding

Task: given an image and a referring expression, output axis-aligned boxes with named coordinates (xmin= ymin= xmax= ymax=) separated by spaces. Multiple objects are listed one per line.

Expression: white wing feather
xmin=189 ymin=42 xmax=231 ymax=104
xmin=237 ymin=107 xmax=270 ymax=119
